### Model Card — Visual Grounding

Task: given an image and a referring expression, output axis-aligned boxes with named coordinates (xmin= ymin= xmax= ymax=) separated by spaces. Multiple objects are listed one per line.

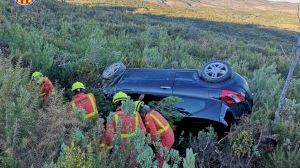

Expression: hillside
xmin=69 ymin=0 xmax=300 ymax=31
xmin=143 ymin=0 xmax=298 ymax=13
xmin=0 ymin=0 xmax=300 ymax=167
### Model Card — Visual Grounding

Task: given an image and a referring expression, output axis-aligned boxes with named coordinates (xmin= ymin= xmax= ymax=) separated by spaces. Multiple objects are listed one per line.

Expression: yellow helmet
xmin=134 ymin=101 xmax=144 ymax=112
xmin=113 ymin=91 xmax=128 ymax=104
xmin=32 ymin=71 xmax=43 ymax=81
xmin=71 ymin=81 xmax=85 ymax=91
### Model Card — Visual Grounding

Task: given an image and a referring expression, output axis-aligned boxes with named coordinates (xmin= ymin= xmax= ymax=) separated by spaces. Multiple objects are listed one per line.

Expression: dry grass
xmin=23 ymin=91 xmax=82 ymax=167
xmin=67 ymin=0 xmax=300 ymax=32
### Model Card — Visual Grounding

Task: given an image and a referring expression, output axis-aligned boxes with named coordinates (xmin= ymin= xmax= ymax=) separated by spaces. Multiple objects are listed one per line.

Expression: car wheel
xmin=102 ymin=62 xmax=126 ymax=80
xmin=201 ymin=60 xmax=232 ymax=83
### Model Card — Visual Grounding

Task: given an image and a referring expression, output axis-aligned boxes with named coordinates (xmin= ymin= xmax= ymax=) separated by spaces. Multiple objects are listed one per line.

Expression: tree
xmin=275 ymin=37 xmax=300 ymax=122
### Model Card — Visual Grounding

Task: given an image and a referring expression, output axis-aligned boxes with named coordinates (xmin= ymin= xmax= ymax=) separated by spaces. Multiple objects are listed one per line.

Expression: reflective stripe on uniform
xmin=71 ymin=101 xmax=77 ymax=109
xmin=17 ymin=0 xmax=32 ymax=4
xmin=113 ymin=97 xmax=127 ymax=103
xmin=113 ymin=111 xmax=139 ymax=139
xmin=150 ymin=114 xmax=170 ymax=134
xmin=85 ymin=111 xmax=97 ymax=119
xmin=71 ymin=94 xmax=98 ymax=119
xmin=85 ymin=94 xmax=98 ymax=119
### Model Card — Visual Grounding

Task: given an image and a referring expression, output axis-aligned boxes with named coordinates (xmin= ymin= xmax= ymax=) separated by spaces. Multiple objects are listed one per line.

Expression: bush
xmin=265 ymin=147 xmax=300 ymax=168
xmin=51 ymin=142 xmax=94 ymax=168
xmin=281 ymin=98 xmax=300 ymax=122
xmin=25 ymin=91 xmax=81 ymax=167
xmin=142 ymin=46 xmax=167 ymax=68
xmin=183 ymin=148 xmax=196 ymax=168
xmin=190 ymin=127 xmax=220 ymax=167
xmin=249 ymin=64 xmax=283 ymax=111
xmin=6 ymin=24 xmax=58 ymax=72
xmin=272 ymin=121 xmax=300 ymax=145
xmin=231 ymin=130 xmax=253 ymax=158
xmin=0 ymin=56 xmax=39 ymax=167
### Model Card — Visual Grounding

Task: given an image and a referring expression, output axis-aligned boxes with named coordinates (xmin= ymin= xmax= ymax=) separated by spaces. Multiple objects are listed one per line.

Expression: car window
xmin=176 ymin=97 xmax=206 ymax=114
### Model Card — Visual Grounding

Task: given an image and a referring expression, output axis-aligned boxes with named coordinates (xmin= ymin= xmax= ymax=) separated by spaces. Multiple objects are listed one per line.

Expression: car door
xmin=115 ymin=69 xmax=175 ymax=97
xmin=175 ymin=96 xmax=222 ymax=123
xmin=173 ymin=71 xmax=223 ymax=123
xmin=173 ymin=71 xmax=209 ymax=98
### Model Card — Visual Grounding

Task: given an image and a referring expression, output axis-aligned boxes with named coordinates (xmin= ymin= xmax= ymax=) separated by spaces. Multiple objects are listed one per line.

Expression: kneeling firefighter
xmin=135 ymin=101 xmax=174 ymax=168
xmin=31 ymin=71 xmax=54 ymax=102
xmin=69 ymin=81 xmax=98 ymax=120
xmin=101 ymin=91 xmax=146 ymax=147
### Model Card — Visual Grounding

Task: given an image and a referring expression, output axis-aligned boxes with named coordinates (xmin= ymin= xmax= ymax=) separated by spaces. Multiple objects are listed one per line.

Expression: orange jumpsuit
xmin=102 ymin=106 xmax=146 ymax=146
xmin=70 ymin=92 xmax=98 ymax=119
xmin=40 ymin=77 xmax=54 ymax=101
xmin=144 ymin=110 xmax=174 ymax=168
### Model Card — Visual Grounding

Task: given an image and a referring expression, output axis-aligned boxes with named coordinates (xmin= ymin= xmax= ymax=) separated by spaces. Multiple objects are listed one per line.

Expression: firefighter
xmin=69 ymin=81 xmax=98 ymax=120
xmin=134 ymin=101 xmax=174 ymax=168
xmin=101 ymin=91 xmax=146 ymax=146
xmin=31 ymin=71 xmax=54 ymax=102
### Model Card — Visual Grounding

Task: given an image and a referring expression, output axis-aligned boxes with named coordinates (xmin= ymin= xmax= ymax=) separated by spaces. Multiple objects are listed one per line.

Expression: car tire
xmin=102 ymin=62 xmax=126 ymax=80
xmin=201 ymin=60 xmax=232 ymax=83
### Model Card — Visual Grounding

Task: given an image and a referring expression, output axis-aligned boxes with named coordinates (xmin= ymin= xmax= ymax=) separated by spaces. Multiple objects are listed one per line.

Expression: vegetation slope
xmin=70 ymin=0 xmax=300 ymax=31
xmin=0 ymin=0 xmax=300 ymax=167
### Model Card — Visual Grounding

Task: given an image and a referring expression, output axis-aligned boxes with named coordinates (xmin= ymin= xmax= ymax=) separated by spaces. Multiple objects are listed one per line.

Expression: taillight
xmin=221 ymin=90 xmax=245 ymax=104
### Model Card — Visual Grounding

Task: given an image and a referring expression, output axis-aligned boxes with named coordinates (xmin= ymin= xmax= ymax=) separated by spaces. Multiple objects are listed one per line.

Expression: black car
xmin=101 ymin=60 xmax=253 ymax=134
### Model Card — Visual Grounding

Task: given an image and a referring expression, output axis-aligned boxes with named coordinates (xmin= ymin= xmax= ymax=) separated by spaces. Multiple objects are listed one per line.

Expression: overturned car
xmin=101 ymin=61 xmax=253 ymax=134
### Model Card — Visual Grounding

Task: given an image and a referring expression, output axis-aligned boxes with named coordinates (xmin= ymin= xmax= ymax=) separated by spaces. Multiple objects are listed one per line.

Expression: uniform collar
xmin=73 ymin=92 xmax=85 ymax=99
xmin=115 ymin=106 xmax=124 ymax=114
xmin=38 ymin=77 xmax=47 ymax=85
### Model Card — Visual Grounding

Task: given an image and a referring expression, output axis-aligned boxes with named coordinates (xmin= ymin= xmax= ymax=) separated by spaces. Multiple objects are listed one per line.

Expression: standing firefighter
xmin=135 ymin=101 xmax=174 ymax=168
xmin=101 ymin=91 xmax=146 ymax=146
xmin=31 ymin=71 xmax=54 ymax=102
xmin=70 ymin=82 xmax=98 ymax=120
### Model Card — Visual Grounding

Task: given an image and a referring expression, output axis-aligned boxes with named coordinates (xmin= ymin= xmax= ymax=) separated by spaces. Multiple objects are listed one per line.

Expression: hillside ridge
xmin=142 ymin=0 xmax=298 ymax=13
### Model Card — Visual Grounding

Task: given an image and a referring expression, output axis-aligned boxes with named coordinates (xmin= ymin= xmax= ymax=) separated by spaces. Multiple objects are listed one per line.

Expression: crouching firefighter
xmin=135 ymin=101 xmax=174 ymax=168
xmin=69 ymin=82 xmax=98 ymax=120
xmin=31 ymin=71 xmax=54 ymax=102
xmin=101 ymin=91 xmax=146 ymax=147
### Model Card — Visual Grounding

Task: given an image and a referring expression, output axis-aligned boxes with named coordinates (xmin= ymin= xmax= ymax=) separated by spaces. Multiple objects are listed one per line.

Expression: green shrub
xmin=265 ymin=147 xmax=300 ymax=168
xmin=53 ymin=142 xmax=94 ymax=168
xmin=249 ymin=64 xmax=283 ymax=111
xmin=190 ymin=127 xmax=219 ymax=167
xmin=272 ymin=121 xmax=300 ymax=144
xmin=0 ymin=56 xmax=39 ymax=163
xmin=281 ymin=98 xmax=300 ymax=122
xmin=231 ymin=130 xmax=253 ymax=158
xmin=287 ymin=79 xmax=300 ymax=102
xmin=142 ymin=46 xmax=167 ymax=68
xmin=183 ymin=148 xmax=196 ymax=168
xmin=7 ymin=24 xmax=58 ymax=72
